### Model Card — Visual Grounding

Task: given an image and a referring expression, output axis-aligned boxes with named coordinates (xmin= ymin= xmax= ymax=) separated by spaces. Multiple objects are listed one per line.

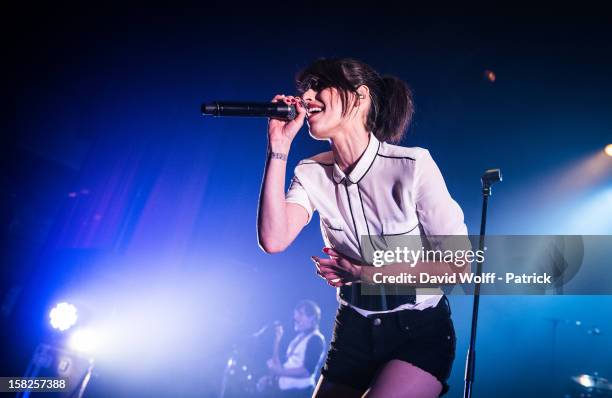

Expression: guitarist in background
xmin=259 ymin=300 xmax=326 ymax=397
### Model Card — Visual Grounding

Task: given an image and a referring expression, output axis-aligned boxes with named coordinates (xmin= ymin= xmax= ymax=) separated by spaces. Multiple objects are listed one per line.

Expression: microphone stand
xmin=463 ymin=169 xmax=502 ymax=398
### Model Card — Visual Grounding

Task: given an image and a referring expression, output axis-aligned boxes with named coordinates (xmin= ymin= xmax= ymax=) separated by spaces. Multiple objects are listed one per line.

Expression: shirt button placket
xmin=345 ymin=182 xmax=367 ymax=259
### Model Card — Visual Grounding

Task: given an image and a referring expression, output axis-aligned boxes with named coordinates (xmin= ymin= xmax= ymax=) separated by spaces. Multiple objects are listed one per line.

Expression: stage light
xmin=68 ymin=328 xmax=98 ymax=354
xmin=605 ymin=144 xmax=612 ymax=157
xmin=577 ymin=374 xmax=595 ymax=388
xmin=484 ymin=69 xmax=496 ymax=83
xmin=49 ymin=302 xmax=78 ymax=331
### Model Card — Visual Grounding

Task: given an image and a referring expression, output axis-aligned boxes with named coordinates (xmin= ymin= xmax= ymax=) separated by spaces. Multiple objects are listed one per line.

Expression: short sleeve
xmin=414 ymin=149 xmax=468 ymax=237
xmin=285 ymin=174 xmax=315 ymax=224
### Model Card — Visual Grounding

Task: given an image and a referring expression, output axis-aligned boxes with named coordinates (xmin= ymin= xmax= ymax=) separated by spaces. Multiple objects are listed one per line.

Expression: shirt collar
xmin=332 ymin=133 xmax=380 ymax=184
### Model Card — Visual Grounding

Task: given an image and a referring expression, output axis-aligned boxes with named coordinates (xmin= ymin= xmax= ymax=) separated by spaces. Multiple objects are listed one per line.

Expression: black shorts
xmin=321 ymin=296 xmax=456 ymax=396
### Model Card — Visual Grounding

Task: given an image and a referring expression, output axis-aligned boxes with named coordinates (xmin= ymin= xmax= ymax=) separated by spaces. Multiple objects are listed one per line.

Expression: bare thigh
xmin=363 ymin=359 xmax=442 ymax=398
xmin=312 ymin=374 xmax=366 ymax=398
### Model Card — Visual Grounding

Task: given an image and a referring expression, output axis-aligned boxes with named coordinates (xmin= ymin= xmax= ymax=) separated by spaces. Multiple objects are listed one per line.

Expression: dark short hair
xmin=295 ymin=300 xmax=321 ymax=324
xmin=296 ymin=57 xmax=414 ymax=143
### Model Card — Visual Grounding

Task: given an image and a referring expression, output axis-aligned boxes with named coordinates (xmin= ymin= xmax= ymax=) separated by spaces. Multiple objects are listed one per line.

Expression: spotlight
xmin=577 ymin=374 xmax=595 ymax=388
xmin=68 ymin=328 xmax=98 ymax=354
xmin=605 ymin=144 xmax=612 ymax=157
xmin=484 ymin=69 xmax=496 ymax=83
xmin=49 ymin=302 xmax=78 ymax=331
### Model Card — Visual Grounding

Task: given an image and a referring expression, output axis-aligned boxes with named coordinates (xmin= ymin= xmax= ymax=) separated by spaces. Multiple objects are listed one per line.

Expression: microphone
xmin=481 ymin=169 xmax=502 ymax=188
xmin=481 ymin=168 xmax=502 ymax=196
xmin=201 ymin=101 xmax=297 ymax=120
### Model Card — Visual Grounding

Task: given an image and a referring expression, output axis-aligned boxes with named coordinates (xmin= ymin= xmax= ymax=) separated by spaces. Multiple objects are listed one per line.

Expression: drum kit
xmin=547 ymin=318 xmax=611 ymax=398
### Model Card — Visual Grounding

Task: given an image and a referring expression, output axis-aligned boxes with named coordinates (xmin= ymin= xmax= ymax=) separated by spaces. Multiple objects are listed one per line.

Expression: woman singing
xmin=257 ymin=58 xmax=469 ymax=398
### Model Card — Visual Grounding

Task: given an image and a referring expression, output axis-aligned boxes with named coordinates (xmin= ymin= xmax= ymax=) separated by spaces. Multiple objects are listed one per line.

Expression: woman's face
xmin=302 ymin=86 xmax=361 ymax=141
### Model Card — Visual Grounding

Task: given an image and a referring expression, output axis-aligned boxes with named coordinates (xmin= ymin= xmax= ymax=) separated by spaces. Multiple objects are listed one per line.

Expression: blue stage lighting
xmin=49 ymin=302 xmax=78 ymax=331
xmin=68 ymin=328 xmax=99 ymax=354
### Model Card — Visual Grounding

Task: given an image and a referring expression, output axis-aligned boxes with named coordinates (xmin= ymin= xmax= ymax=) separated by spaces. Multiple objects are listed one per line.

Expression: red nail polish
xmin=323 ymin=247 xmax=330 ymax=254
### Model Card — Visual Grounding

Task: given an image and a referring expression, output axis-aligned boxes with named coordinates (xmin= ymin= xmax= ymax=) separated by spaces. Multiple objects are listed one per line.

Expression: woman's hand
xmin=312 ymin=247 xmax=362 ymax=287
xmin=268 ymin=94 xmax=306 ymax=152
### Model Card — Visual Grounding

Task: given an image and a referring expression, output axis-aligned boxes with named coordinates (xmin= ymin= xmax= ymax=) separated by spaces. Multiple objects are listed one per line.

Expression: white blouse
xmin=286 ymin=133 xmax=469 ymax=314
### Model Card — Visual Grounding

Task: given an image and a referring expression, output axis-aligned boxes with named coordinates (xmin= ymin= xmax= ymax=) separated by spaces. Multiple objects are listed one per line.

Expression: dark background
xmin=2 ymin=5 xmax=611 ymax=397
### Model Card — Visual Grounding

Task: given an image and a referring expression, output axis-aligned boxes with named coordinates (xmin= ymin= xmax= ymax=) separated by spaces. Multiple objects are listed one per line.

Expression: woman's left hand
xmin=311 ymin=247 xmax=362 ymax=287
